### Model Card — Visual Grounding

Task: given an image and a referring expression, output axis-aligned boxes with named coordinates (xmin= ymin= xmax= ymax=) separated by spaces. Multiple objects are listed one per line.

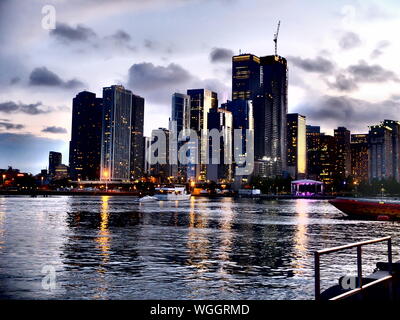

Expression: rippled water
xmin=0 ymin=196 xmax=398 ymax=300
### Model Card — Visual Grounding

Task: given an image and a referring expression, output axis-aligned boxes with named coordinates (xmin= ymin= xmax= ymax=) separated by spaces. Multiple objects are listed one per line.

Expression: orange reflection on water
xmin=93 ymin=196 xmax=111 ymax=299
xmin=96 ymin=196 xmax=111 ymax=267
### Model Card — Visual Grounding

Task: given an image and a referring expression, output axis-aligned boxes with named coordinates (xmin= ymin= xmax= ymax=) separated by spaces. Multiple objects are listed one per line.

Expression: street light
xmin=103 ymin=170 xmax=109 ymax=192
xmin=1 ymin=174 xmax=6 ymax=187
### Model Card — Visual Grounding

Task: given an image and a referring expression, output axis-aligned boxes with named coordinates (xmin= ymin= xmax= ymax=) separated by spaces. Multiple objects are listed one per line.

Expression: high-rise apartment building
xmin=287 ymin=113 xmax=306 ymax=179
xmin=100 ymin=85 xmax=133 ymax=182
xmin=69 ymin=91 xmax=103 ymax=181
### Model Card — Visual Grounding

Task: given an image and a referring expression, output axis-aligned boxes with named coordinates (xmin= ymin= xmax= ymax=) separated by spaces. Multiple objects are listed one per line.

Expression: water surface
xmin=0 ymin=196 xmax=398 ymax=300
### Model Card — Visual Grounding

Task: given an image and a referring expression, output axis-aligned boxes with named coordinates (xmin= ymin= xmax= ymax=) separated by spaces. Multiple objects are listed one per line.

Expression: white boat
xmin=139 ymin=195 xmax=158 ymax=203
xmin=154 ymin=187 xmax=191 ymax=201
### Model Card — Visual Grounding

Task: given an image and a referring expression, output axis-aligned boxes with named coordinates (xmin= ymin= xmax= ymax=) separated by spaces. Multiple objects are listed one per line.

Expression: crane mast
xmin=273 ymin=21 xmax=281 ymax=56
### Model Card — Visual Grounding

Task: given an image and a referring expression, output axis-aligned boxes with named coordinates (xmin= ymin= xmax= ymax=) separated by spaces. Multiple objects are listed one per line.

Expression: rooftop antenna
xmin=273 ymin=21 xmax=281 ymax=56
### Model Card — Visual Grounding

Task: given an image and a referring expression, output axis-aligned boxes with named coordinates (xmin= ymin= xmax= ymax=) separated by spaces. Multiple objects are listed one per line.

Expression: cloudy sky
xmin=1 ymin=0 xmax=400 ymax=173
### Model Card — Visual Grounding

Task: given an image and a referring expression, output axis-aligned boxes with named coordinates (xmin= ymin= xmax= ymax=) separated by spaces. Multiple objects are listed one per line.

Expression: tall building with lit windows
xmin=171 ymin=93 xmax=191 ymax=182
xmin=69 ymin=91 xmax=103 ymax=181
xmin=232 ymin=54 xmax=260 ymax=101
xmin=368 ymin=120 xmax=400 ymax=182
xmin=49 ymin=151 xmax=62 ymax=177
xmin=351 ymin=134 xmax=369 ymax=183
xmin=100 ymin=85 xmax=132 ymax=182
xmin=130 ymin=94 xmax=145 ymax=180
xmin=287 ymin=113 xmax=306 ymax=179
xmin=253 ymin=55 xmax=288 ymax=177
xmin=306 ymin=125 xmax=322 ymax=181
xmin=334 ymin=127 xmax=351 ymax=179
xmin=206 ymin=108 xmax=233 ymax=183
xmin=186 ymin=89 xmax=218 ymax=182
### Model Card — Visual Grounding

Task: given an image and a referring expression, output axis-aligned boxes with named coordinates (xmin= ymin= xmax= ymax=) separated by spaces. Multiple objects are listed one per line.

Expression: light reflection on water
xmin=0 ymin=196 xmax=398 ymax=300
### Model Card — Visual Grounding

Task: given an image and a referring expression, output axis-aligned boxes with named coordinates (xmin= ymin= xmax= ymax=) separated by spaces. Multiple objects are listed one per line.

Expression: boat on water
xmin=329 ymin=197 xmax=400 ymax=219
xmin=138 ymin=195 xmax=158 ymax=203
xmin=153 ymin=186 xmax=191 ymax=201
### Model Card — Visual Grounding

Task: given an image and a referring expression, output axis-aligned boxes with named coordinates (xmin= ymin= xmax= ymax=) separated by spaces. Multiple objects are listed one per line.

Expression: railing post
xmin=388 ymin=238 xmax=394 ymax=301
xmin=388 ymin=238 xmax=393 ymax=273
xmin=357 ymin=246 xmax=362 ymax=288
xmin=315 ymin=251 xmax=321 ymax=300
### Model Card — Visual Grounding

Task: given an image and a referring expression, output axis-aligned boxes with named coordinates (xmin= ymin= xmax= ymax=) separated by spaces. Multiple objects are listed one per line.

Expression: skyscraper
xmin=368 ymin=120 xmax=400 ymax=182
xmin=334 ymin=127 xmax=351 ymax=179
xmin=130 ymin=94 xmax=145 ymax=180
xmin=100 ymin=85 xmax=132 ymax=182
xmin=232 ymin=54 xmax=260 ymax=101
xmin=206 ymin=108 xmax=233 ymax=183
xmin=49 ymin=151 xmax=62 ymax=177
xmin=171 ymin=93 xmax=191 ymax=182
xmin=69 ymin=91 xmax=103 ymax=181
xmin=222 ymin=99 xmax=254 ymax=179
xmin=187 ymin=89 xmax=218 ymax=182
xmin=319 ymin=135 xmax=336 ymax=186
xmin=253 ymin=55 xmax=288 ymax=177
xmin=351 ymin=134 xmax=369 ymax=183
xmin=306 ymin=125 xmax=322 ymax=181
xmin=149 ymin=128 xmax=171 ymax=183
xmin=287 ymin=113 xmax=306 ymax=179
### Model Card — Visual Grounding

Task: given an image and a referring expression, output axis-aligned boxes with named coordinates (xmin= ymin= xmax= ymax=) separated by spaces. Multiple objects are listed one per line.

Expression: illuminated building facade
xmin=318 ymin=135 xmax=336 ymax=186
xmin=187 ymin=89 xmax=218 ymax=182
xmin=100 ymin=85 xmax=132 ymax=182
xmin=253 ymin=55 xmax=288 ymax=177
xmin=368 ymin=120 xmax=400 ymax=182
xmin=351 ymin=134 xmax=369 ymax=183
xmin=232 ymin=54 xmax=260 ymax=101
xmin=130 ymin=94 xmax=145 ymax=180
xmin=306 ymin=125 xmax=322 ymax=181
xmin=171 ymin=93 xmax=191 ymax=182
xmin=334 ymin=127 xmax=351 ymax=179
xmin=149 ymin=128 xmax=171 ymax=183
xmin=206 ymin=108 xmax=233 ymax=183
xmin=69 ymin=91 xmax=103 ymax=181
xmin=287 ymin=113 xmax=307 ymax=179
xmin=49 ymin=151 xmax=62 ymax=177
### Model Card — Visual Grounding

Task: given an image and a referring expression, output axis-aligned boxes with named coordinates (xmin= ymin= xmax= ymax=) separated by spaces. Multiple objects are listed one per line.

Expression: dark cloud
xmin=110 ymin=30 xmax=131 ymax=42
xmin=371 ymin=40 xmax=390 ymax=59
xmin=210 ymin=48 xmax=234 ymax=64
xmin=347 ymin=60 xmax=399 ymax=83
xmin=327 ymin=73 xmax=358 ymax=92
xmin=298 ymin=95 xmax=400 ymax=132
xmin=0 ymin=101 xmax=50 ymax=115
xmin=288 ymin=56 xmax=335 ymax=74
xmin=0 ymin=133 xmax=65 ymax=174
xmin=50 ymin=23 xmax=97 ymax=43
xmin=10 ymin=77 xmax=20 ymax=85
xmin=29 ymin=67 xmax=84 ymax=89
xmin=339 ymin=32 xmax=362 ymax=50
xmin=0 ymin=120 xmax=24 ymax=130
xmin=42 ymin=126 xmax=68 ymax=134
xmin=128 ymin=62 xmax=192 ymax=92
xmin=127 ymin=62 xmax=229 ymax=104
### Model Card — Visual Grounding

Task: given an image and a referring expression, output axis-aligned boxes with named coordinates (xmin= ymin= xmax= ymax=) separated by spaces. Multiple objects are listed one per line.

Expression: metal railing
xmin=315 ymin=236 xmax=393 ymax=301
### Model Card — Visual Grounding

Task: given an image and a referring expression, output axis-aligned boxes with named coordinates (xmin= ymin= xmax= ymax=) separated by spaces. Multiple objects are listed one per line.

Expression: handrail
xmin=314 ymin=236 xmax=392 ymax=301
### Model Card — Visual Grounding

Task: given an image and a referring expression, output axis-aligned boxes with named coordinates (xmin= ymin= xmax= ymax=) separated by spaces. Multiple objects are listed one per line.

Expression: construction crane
xmin=273 ymin=21 xmax=281 ymax=56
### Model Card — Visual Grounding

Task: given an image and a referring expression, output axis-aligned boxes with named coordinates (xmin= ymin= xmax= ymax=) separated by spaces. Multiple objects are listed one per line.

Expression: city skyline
xmin=1 ymin=0 xmax=400 ymax=173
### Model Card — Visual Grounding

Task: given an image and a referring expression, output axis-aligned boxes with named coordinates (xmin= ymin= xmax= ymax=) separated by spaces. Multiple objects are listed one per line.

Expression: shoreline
xmin=0 ymin=190 xmax=335 ymax=200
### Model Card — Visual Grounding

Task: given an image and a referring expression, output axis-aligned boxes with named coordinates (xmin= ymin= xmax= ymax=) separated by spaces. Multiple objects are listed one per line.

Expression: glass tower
xmin=69 ymin=91 xmax=103 ymax=181
xmin=101 ymin=85 xmax=132 ymax=182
